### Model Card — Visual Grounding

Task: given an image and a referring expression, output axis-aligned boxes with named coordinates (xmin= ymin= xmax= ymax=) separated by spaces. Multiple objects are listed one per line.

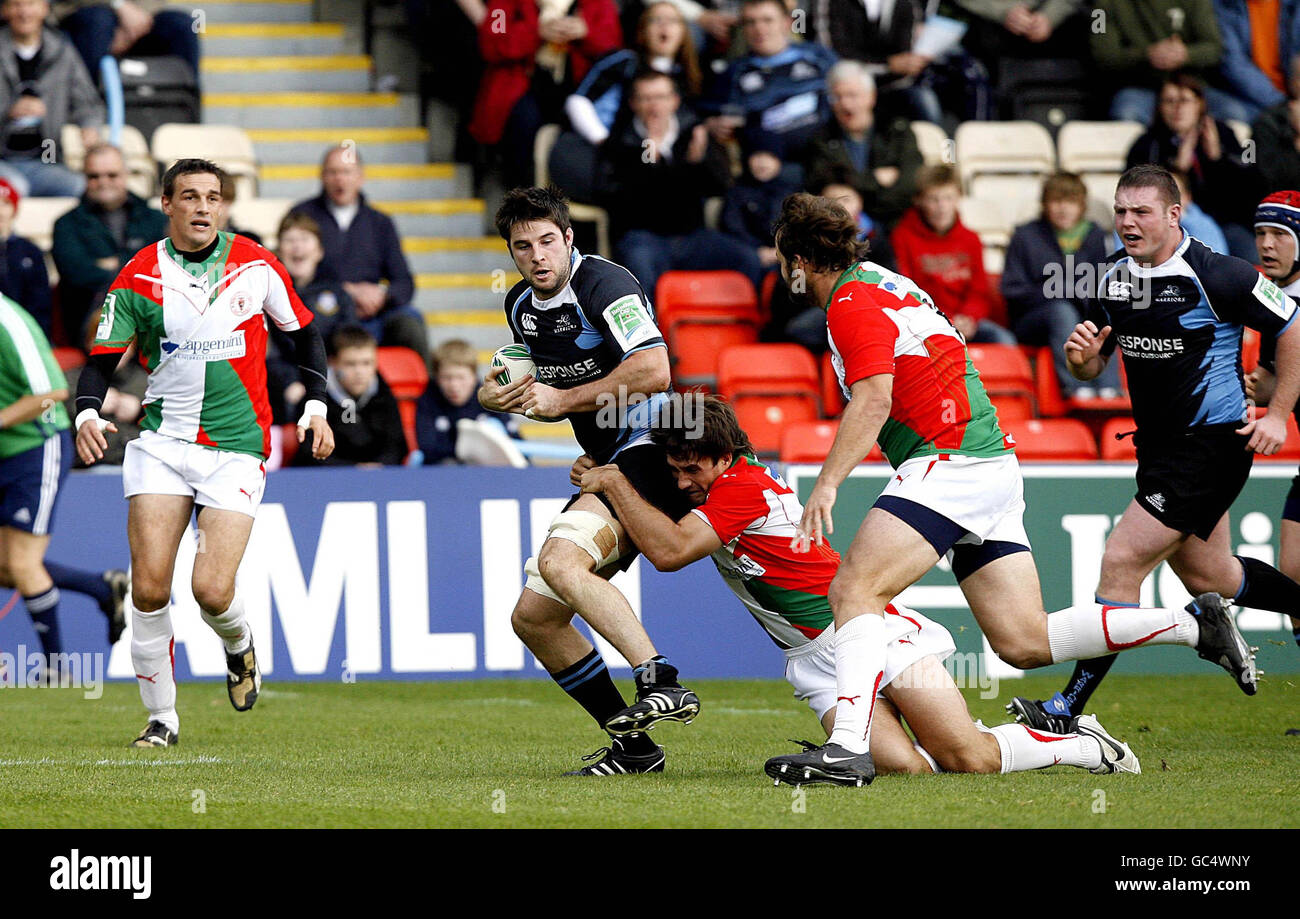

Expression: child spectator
xmin=0 ymin=177 xmax=50 ymax=337
xmin=1001 ymin=172 xmax=1122 ymax=401
xmin=891 ymin=164 xmax=1015 ymax=344
xmin=415 ymin=339 xmax=521 ymax=465
xmin=294 ymin=326 xmax=407 ymax=467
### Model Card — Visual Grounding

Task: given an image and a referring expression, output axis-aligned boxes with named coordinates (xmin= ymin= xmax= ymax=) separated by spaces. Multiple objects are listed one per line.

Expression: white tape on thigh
xmin=523 ymin=554 xmax=564 ymax=603
xmin=545 ymin=510 xmax=622 ymax=569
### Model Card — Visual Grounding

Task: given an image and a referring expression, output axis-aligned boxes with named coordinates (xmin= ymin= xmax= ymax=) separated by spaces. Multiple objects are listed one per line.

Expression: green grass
xmin=2 ymin=675 xmax=1298 ymax=828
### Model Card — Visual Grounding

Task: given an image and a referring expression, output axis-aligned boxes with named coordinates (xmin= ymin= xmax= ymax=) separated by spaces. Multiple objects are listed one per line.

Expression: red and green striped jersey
xmin=89 ymin=232 xmax=314 ymax=459
xmin=826 ymin=261 xmax=1011 ymax=467
xmin=692 ymin=454 xmax=837 ymax=650
xmin=0 ymin=295 xmax=69 ymax=459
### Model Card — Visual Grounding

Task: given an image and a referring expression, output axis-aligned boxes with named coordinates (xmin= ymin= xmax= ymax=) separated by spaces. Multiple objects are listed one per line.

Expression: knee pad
xmin=543 ymin=510 xmax=622 ymax=569
xmin=523 ymin=554 xmax=564 ymax=604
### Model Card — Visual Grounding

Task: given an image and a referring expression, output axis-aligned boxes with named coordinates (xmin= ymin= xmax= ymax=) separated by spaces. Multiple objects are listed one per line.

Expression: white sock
xmin=826 ymin=614 xmax=887 ymax=755
xmin=1046 ymin=602 xmax=1198 ymax=663
xmin=201 ymin=594 xmax=251 ymax=655
xmin=131 ymin=602 xmax=178 ymax=734
xmin=985 ymin=722 xmax=1102 ymax=772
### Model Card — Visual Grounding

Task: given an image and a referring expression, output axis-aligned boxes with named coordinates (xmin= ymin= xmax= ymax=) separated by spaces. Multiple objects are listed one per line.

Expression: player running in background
xmin=0 ymin=293 xmax=127 ymax=672
xmin=577 ymin=396 xmax=1140 ymax=783
xmin=1012 ymin=167 xmax=1300 ymax=733
xmin=74 ymin=158 xmax=334 ymax=747
xmin=1244 ymin=190 xmax=1300 ymax=651
xmin=477 ymin=186 xmax=699 ymax=776
xmin=759 ymin=192 xmax=1252 ymax=786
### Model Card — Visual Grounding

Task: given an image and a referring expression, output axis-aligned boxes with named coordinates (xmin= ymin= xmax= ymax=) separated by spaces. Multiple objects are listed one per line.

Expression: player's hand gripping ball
xmin=491 ymin=344 xmax=561 ymax=422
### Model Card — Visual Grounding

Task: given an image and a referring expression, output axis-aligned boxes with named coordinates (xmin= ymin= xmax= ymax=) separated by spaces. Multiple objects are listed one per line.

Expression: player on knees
xmin=1012 ymin=167 xmax=1300 ymax=733
xmin=74 ymin=158 xmax=334 ymax=747
xmin=1245 ymin=190 xmax=1300 ymax=651
xmin=577 ymin=395 xmax=1140 ymax=783
xmin=0 ymin=294 xmax=129 ymax=678
xmin=478 ymin=186 xmax=698 ymax=775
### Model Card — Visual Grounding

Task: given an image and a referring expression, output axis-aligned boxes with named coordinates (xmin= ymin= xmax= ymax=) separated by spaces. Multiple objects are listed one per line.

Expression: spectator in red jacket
xmin=468 ymin=0 xmax=622 ymax=188
xmin=891 ymin=164 xmax=1015 ymax=345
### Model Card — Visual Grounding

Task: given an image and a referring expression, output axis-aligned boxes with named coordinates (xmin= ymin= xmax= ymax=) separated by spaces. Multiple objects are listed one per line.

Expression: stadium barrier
xmin=8 ymin=464 xmax=1298 ymax=683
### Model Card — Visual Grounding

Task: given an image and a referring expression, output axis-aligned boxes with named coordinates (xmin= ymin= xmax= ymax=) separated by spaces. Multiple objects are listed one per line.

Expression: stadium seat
xmin=954 ymin=121 xmax=1056 ymax=202
xmin=377 ymin=346 xmax=428 ymax=453
xmin=779 ymin=419 xmax=884 ymax=464
xmin=820 ymin=350 xmax=843 ymax=418
xmin=1242 ymin=327 xmax=1260 ymax=374
xmin=534 ymin=123 xmax=611 ymax=258
xmin=1006 ymin=418 xmax=1098 ymax=460
xmin=1031 ymin=347 xmax=1068 ymax=418
xmin=53 ymin=347 xmax=85 ymax=372
xmin=759 ymin=268 xmax=779 ymax=327
xmin=910 ymin=121 xmax=950 ymax=166
xmin=63 ymin=124 xmax=156 ymax=198
xmin=718 ymin=344 xmax=820 ymax=454
xmin=280 ymin=423 xmax=300 ymax=465
xmin=1246 ymin=405 xmax=1300 ymax=461
xmin=1056 ymin=121 xmax=1145 ymax=175
xmin=14 ymin=197 xmax=78 ymax=251
xmin=958 ymin=196 xmax=1012 ymax=249
xmin=990 ymin=393 xmax=1035 ymax=422
xmin=228 ymin=197 xmax=296 ymax=243
xmin=968 ymin=342 xmax=1035 ymax=404
xmin=1099 ymin=417 xmax=1137 ymax=460
xmin=656 ymin=271 xmax=760 ymax=388
xmin=152 ymin=123 xmax=258 ymax=201
xmin=1082 ymin=173 xmax=1122 ymax=225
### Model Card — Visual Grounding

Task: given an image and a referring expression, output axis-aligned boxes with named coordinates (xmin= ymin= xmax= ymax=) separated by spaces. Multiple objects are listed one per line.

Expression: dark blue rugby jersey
xmin=1087 ymin=234 xmax=1297 ymax=432
xmin=504 ymin=249 xmax=670 ymax=464
xmin=703 ymin=43 xmax=836 ymax=147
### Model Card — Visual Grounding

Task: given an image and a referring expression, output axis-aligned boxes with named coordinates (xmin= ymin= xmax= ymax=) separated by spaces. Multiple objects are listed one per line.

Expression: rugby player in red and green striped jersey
xmin=578 ymin=396 xmax=1141 ymax=780
xmin=73 ymin=158 xmax=335 ymax=749
xmin=758 ymin=193 xmax=1251 ymax=785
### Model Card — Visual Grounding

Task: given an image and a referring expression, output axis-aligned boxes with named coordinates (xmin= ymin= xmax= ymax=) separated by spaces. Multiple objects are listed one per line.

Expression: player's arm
xmin=73 ymin=351 xmax=122 ymax=464
xmin=1241 ymin=322 xmax=1300 ymax=454
xmin=798 ymin=373 xmax=892 ymax=549
xmin=261 ymin=250 xmax=335 ymax=459
xmin=1064 ymin=320 xmax=1112 ymax=380
xmin=524 ymin=345 xmax=670 ymax=418
xmin=580 ymin=465 xmax=721 ymax=571
xmin=0 ymin=390 xmax=69 ymax=429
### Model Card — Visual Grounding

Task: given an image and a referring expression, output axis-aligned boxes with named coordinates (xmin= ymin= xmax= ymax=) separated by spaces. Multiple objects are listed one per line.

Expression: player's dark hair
xmin=1117 ymin=164 xmax=1181 ymax=208
xmin=329 ymin=324 xmax=376 ymax=356
xmin=772 ymin=192 xmax=870 ymax=273
xmin=495 ymin=185 xmax=572 ymax=241
xmin=741 ymin=0 xmax=789 ymax=15
xmin=162 ymin=158 xmax=227 ymax=199
xmin=629 ymin=66 xmax=678 ymax=98
xmin=651 ymin=394 xmax=754 ymax=462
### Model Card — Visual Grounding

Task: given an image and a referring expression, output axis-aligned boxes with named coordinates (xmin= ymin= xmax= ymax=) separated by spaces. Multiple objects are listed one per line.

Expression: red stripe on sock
xmin=862 ymin=670 xmax=884 ymax=742
xmin=1101 ymin=606 xmax=1176 ymax=651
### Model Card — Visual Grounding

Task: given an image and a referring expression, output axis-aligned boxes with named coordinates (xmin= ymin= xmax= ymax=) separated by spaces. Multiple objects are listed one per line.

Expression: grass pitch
xmin=2 ymin=674 xmax=1297 ymax=828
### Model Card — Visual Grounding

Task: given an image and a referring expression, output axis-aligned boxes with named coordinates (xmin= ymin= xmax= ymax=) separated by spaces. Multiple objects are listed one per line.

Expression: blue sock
xmin=24 ymin=586 xmax=62 ymax=657
xmin=44 ymin=562 xmax=110 ymax=605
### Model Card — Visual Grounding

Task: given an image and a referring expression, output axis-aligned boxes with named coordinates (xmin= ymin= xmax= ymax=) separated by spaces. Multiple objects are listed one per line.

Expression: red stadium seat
xmin=1031 ymin=347 xmax=1067 ymax=418
xmin=1099 ymin=417 xmax=1137 ymax=460
xmin=820 ymin=350 xmax=844 ymax=418
xmin=53 ymin=347 xmax=85 ymax=372
xmin=759 ymin=269 xmax=779 ymax=327
xmin=280 ymin=424 xmax=300 ymax=464
xmin=1247 ymin=405 xmax=1300 ymax=460
xmin=780 ymin=419 xmax=884 ymax=464
xmin=990 ymin=393 xmax=1035 ymax=423
xmin=718 ymin=344 xmax=821 ymax=454
xmin=1242 ymin=327 xmax=1260 ymax=374
xmin=376 ymin=346 xmax=428 ymax=454
xmin=968 ymin=343 xmax=1035 ymax=414
xmin=1006 ymin=418 xmax=1098 ymax=461
xmin=655 ymin=271 xmax=761 ymax=389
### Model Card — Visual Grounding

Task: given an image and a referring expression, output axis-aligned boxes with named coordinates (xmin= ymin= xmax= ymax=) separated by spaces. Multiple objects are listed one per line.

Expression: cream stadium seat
xmin=229 ymin=197 xmax=296 ymax=243
xmin=13 ymin=196 xmax=78 ymax=251
xmin=534 ymin=123 xmax=610 ymax=258
xmin=910 ymin=121 xmax=950 ymax=166
xmin=152 ymin=123 xmax=259 ymax=201
xmin=62 ymin=124 xmax=156 ymax=197
xmin=1057 ymin=120 xmax=1145 ymax=175
xmin=955 ymin=120 xmax=1056 ymax=203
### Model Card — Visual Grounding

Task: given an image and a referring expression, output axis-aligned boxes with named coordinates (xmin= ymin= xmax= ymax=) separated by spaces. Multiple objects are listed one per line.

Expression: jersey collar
xmin=1124 ymin=230 xmax=1191 ymax=277
xmin=531 ymin=247 xmax=583 ymax=309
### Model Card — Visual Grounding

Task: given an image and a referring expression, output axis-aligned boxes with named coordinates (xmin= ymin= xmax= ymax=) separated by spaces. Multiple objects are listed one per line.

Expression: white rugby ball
xmin=490 ymin=344 xmax=535 ymax=385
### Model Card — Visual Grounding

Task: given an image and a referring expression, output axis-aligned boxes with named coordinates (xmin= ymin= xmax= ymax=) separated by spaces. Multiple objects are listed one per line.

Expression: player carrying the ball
xmin=478 ymin=186 xmax=700 ymax=776
xmin=74 ymin=158 xmax=334 ymax=747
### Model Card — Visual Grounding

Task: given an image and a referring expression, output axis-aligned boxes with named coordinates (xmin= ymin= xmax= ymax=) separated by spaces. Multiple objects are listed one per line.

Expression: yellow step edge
xmin=259 ymin=163 xmax=455 ymax=180
xmin=248 ymin=127 xmax=427 ymax=143
xmin=203 ymin=55 xmax=371 ymax=72
xmin=417 ymin=273 xmax=520 ymax=288
xmin=201 ymin=23 xmax=342 ymax=37
xmin=403 ymin=237 xmax=503 ymax=253
xmin=518 ymin=422 xmax=576 ymax=440
xmin=424 ymin=310 xmax=505 ymax=326
xmin=375 ymin=199 xmax=483 ymax=215
xmin=205 ymin=92 xmax=398 ymax=107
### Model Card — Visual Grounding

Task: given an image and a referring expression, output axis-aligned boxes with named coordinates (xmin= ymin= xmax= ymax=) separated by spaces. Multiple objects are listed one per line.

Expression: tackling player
xmin=1 ymin=293 xmax=128 ymax=672
xmin=477 ymin=186 xmax=700 ymax=775
xmin=578 ymin=396 xmax=1140 ymax=783
xmin=1013 ymin=167 xmax=1300 ymax=732
xmin=74 ymin=158 xmax=334 ymax=747
xmin=759 ymin=192 xmax=1252 ymax=786
xmin=1244 ymin=190 xmax=1300 ymax=650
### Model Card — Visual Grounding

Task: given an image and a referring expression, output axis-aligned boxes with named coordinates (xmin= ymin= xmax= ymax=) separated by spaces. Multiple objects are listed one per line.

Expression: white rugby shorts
xmin=877 ymin=452 xmax=1030 ymax=550
xmin=784 ymin=604 xmax=957 ymax=721
xmin=123 ymin=430 xmax=267 ymax=517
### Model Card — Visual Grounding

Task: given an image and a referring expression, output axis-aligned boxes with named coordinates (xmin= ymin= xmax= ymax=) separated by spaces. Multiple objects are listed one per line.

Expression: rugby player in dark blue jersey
xmin=477 ymin=187 xmax=699 ymax=775
xmin=1012 ymin=165 xmax=1300 ymax=732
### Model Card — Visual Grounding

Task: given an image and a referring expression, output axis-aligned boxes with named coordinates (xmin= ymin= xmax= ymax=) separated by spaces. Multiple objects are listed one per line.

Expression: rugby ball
xmin=491 ymin=344 xmax=535 ymax=385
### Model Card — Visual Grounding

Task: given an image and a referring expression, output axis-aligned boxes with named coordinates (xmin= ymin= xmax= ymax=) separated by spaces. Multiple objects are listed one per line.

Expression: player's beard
xmin=531 ymin=244 xmax=573 ymax=297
